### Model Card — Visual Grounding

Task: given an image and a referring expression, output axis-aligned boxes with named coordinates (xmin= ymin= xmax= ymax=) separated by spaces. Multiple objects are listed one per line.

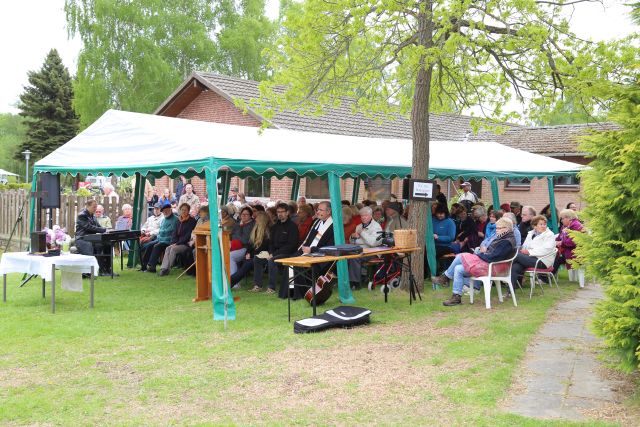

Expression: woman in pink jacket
xmin=553 ymin=209 xmax=584 ymax=272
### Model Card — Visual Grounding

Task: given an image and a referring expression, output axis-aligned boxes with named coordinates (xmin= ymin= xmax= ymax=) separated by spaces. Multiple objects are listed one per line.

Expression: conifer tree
xmin=16 ymin=49 xmax=79 ymax=161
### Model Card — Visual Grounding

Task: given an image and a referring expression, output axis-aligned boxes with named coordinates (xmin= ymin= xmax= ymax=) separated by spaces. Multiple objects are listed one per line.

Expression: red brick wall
xmin=177 ymin=91 xmax=261 ymax=127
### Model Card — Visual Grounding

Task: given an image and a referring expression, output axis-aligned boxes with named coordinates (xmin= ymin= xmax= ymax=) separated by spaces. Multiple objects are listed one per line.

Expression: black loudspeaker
xmin=402 ymin=177 xmax=411 ymax=200
xmin=30 ymin=231 xmax=47 ymax=253
xmin=39 ymin=172 xmax=61 ymax=209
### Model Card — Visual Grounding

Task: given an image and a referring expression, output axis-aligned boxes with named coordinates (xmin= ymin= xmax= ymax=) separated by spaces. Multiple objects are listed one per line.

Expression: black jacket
xmin=301 ymin=219 xmax=335 ymax=253
xmin=269 ymin=218 xmax=299 ymax=257
xmin=172 ymin=216 xmax=197 ymax=246
xmin=75 ymin=209 xmax=106 ymax=238
xmin=518 ymin=221 xmax=532 ymax=245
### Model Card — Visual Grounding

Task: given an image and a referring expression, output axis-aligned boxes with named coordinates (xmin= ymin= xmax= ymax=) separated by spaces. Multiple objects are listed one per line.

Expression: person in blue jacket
xmin=432 ymin=203 xmax=457 ymax=257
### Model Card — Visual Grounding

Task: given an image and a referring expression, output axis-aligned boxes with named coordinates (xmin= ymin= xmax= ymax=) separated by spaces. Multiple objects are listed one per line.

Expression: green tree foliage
xmin=256 ymin=0 xmax=636 ymax=282
xmin=0 ymin=114 xmax=25 ymax=178
xmin=16 ymin=49 xmax=79 ymax=162
xmin=533 ymin=96 xmax=605 ymax=126
xmin=574 ymin=81 xmax=640 ymax=372
xmin=65 ymin=0 xmax=277 ymax=127
xmin=216 ymin=0 xmax=277 ymax=81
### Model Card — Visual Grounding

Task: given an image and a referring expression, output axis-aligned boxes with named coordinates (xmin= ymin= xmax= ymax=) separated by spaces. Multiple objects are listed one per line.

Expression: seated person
xmin=372 ymin=206 xmax=384 ymax=227
xmin=140 ymin=202 xmax=164 ymax=244
xmin=476 ymin=209 xmax=503 ymax=251
xmin=95 ymin=204 xmax=112 ymax=229
xmin=189 ymin=205 xmax=211 ymax=267
xmin=290 ymin=201 xmax=335 ymax=299
xmin=432 ymin=218 xmax=517 ymax=306
xmin=296 ymin=204 xmax=315 ymax=244
xmin=229 ymin=206 xmax=255 ymax=277
xmin=251 ymin=203 xmax=299 ymax=296
xmin=235 ymin=211 xmax=271 ymax=289
xmin=158 ymin=203 xmax=198 ymax=276
xmin=220 ymin=205 xmax=237 ymax=230
xmin=141 ymin=202 xmax=178 ymax=272
xmin=384 ymin=202 xmax=407 ymax=234
xmin=510 ymin=215 xmax=557 ymax=289
xmin=74 ymin=199 xmax=111 ymax=276
xmin=343 ymin=206 xmax=357 ymax=240
xmin=178 ymin=183 xmax=200 ymax=212
xmin=347 ymin=206 xmax=382 ymax=286
xmin=158 ymin=188 xmax=175 ymax=205
xmin=433 ymin=203 xmax=457 ymax=257
xmin=114 ymin=203 xmax=133 ymax=251
xmin=553 ymin=209 xmax=584 ymax=273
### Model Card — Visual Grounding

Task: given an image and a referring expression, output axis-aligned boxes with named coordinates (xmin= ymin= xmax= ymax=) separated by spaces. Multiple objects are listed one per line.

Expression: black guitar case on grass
xmin=293 ymin=306 xmax=372 ymax=334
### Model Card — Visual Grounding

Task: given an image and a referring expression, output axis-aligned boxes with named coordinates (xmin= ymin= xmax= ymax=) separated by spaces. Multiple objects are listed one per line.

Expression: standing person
xmin=252 ymin=202 xmax=299 ymax=296
xmin=147 ymin=187 xmax=159 ymax=216
xmin=75 ymin=199 xmax=111 ymax=276
xmin=175 ymin=176 xmax=187 ymax=200
xmin=158 ymin=203 xmax=197 ymax=276
xmin=435 ymin=184 xmax=448 ymax=208
xmin=510 ymin=215 xmax=557 ymax=289
xmin=457 ymin=182 xmax=478 ymax=212
xmin=95 ymin=204 xmax=112 ymax=229
xmin=227 ymin=187 xmax=239 ymax=204
xmin=159 ymin=188 xmax=174 ymax=205
xmin=178 ymin=183 xmax=200 ymax=211
xmin=102 ymin=182 xmax=119 ymax=204
xmin=141 ymin=202 xmax=178 ymax=273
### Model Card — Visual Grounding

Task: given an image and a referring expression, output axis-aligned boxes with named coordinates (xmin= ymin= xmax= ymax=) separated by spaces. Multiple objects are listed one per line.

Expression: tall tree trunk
xmin=403 ymin=2 xmax=433 ymax=291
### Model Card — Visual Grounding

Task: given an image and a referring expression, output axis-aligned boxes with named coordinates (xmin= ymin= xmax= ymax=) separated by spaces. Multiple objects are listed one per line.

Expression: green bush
xmin=574 ymin=81 xmax=640 ymax=372
xmin=0 ymin=183 xmax=31 ymax=191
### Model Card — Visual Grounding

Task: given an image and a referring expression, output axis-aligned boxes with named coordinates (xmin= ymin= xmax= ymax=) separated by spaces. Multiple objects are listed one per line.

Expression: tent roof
xmin=0 ymin=169 xmax=18 ymax=176
xmin=34 ymin=109 xmax=585 ymax=180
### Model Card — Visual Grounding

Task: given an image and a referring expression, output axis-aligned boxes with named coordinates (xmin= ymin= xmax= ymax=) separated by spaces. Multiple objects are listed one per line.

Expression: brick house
xmin=152 ymin=71 xmax=610 ymax=212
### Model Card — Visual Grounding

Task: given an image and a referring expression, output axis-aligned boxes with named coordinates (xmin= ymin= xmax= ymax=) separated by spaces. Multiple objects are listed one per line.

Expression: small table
xmin=0 ymin=252 xmax=99 ymax=313
xmin=277 ymin=246 xmax=422 ymax=320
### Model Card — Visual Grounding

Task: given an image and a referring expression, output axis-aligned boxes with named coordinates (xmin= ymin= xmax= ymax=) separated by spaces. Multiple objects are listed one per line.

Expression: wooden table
xmin=276 ymin=246 xmax=422 ymax=320
xmin=193 ymin=229 xmax=231 ymax=302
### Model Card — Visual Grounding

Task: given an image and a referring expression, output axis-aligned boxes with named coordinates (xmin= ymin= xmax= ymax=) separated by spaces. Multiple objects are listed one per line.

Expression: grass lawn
xmin=0 ymin=266 xmax=623 ymax=426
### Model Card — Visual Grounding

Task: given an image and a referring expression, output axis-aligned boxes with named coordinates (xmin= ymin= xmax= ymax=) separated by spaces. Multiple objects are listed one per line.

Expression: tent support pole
xmin=127 ymin=173 xmax=145 ymax=268
xmin=220 ymin=170 xmax=231 ymax=205
xmin=547 ymin=177 xmax=559 ymax=233
xmin=328 ymin=172 xmax=355 ymax=304
xmin=207 ymin=166 xmax=236 ymax=320
xmin=425 ymin=201 xmax=437 ymax=278
xmin=490 ymin=178 xmax=500 ymax=210
xmin=351 ymin=177 xmax=361 ymax=205
xmin=28 ymin=173 xmax=37 ymax=235
xmin=290 ymin=175 xmax=300 ymax=201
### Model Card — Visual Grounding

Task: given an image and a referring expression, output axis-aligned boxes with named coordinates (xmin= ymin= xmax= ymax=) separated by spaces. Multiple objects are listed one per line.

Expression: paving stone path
xmin=504 ymin=283 xmax=628 ymax=421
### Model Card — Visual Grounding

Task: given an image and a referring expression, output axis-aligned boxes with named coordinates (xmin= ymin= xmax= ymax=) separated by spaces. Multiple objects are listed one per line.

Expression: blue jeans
xmin=443 ymin=254 xmax=472 ymax=295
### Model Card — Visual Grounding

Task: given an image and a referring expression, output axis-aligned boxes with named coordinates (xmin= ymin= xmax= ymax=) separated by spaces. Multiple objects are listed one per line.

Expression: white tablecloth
xmin=0 ymin=252 xmax=99 ymax=282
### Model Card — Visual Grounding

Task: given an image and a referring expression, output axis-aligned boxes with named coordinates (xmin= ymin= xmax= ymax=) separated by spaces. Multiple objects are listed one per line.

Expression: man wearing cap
xmin=384 ymin=202 xmax=407 ymax=234
xmin=510 ymin=201 xmax=522 ymax=224
xmin=140 ymin=202 xmax=178 ymax=272
xmin=457 ymin=181 xmax=478 ymax=209
xmin=140 ymin=202 xmax=165 ymax=244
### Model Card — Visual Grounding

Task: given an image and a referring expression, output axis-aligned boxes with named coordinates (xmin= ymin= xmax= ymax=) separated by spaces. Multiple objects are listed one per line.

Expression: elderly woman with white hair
xmin=347 ymin=206 xmax=382 ymax=286
xmin=433 ymin=217 xmax=517 ymax=306
xmin=102 ymin=182 xmax=119 ymax=203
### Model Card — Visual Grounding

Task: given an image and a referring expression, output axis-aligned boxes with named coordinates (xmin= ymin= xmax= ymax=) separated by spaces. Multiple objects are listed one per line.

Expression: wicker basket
xmin=394 ymin=229 xmax=417 ymax=249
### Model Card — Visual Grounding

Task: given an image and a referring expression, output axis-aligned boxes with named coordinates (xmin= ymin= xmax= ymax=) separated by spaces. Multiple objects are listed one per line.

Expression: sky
xmin=0 ymin=0 xmax=636 ymax=115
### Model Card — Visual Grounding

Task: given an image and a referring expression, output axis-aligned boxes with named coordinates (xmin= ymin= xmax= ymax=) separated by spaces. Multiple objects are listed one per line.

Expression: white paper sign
xmin=412 ymin=181 xmax=433 ymax=199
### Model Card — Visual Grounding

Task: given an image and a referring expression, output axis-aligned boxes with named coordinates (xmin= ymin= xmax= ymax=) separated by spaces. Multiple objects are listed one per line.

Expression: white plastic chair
xmin=469 ymin=251 xmax=519 ymax=309
xmin=524 ymin=249 xmax=559 ymax=299
xmin=568 ymin=268 xmax=586 ymax=288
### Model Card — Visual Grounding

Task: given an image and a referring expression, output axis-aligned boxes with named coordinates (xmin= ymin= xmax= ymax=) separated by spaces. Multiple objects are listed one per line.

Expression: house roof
xmin=471 ymin=122 xmax=620 ymax=156
xmin=156 ymin=72 xmax=521 ymax=141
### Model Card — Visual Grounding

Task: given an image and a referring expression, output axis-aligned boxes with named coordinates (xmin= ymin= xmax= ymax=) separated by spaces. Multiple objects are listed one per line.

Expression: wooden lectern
xmin=193 ymin=226 xmax=231 ymax=302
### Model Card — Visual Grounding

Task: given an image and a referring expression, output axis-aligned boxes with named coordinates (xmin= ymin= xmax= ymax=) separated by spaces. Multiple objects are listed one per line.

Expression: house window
xmin=305 ymin=177 xmax=330 ymax=199
xmin=364 ymin=177 xmax=392 ymax=201
xmin=553 ymin=175 xmax=580 ymax=188
xmin=505 ymin=178 xmax=531 ymax=189
xmin=244 ymin=177 xmax=271 ymax=197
